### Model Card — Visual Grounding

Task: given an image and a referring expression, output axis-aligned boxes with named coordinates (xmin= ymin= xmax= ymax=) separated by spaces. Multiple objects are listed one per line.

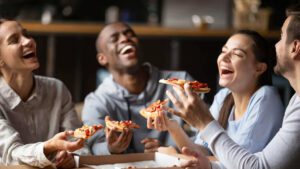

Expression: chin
xmin=31 ymin=63 xmax=40 ymax=71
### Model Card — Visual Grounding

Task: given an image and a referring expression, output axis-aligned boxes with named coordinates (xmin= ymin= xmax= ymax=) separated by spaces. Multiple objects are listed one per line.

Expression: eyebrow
xmin=110 ymin=28 xmax=134 ymax=37
xmin=6 ymin=32 xmax=18 ymax=42
xmin=222 ymin=46 xmax=247 ymax=54
xmin=232 ymin=48 xmax=247 ymax=55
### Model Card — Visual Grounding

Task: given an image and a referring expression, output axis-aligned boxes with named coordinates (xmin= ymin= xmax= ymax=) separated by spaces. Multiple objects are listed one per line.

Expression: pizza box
xmin=79 ymin=152 xmax=193 ymax=169
xmin=0 ymin=152 xmax=199 ymax=169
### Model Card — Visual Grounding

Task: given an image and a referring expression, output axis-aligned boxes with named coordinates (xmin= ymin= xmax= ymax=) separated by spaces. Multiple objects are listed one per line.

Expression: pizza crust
xmin=105 ymin=116 xmax=140 ymax=132
xmin=159 ymin=78 xmax=210 ymax=93
xmin=139 ymin=99 xmax=168 ymax=119
xmin=73 ymin=124 xmax=103 ymax=139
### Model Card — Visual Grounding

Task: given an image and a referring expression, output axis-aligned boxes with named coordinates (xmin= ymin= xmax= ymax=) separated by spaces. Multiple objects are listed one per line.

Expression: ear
xmin=291 ymin=39 xmax=300 ymax=60
xmin=0 ymin=58 xmax=4 ymax=67
xmin=255 ymin=62 xmax=267 ymax=76
xmin=97 ymin=53 xmax=108 ymax=66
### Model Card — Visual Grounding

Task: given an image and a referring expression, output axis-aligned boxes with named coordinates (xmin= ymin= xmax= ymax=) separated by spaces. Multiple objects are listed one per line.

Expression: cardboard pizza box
xmin=79 ymin=152 xmax=193 ymax=169
xmin=0 ymin=152 xmax=200 ymax=169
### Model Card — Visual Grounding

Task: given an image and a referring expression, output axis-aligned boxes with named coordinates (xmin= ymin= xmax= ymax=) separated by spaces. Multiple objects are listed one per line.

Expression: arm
xmin=82 ymin=92 xmax=112 ymax=155
xmin=0 ymin=112 xmax=83 ymax=168
xmin=147 ymin=111 xmax=206 ymax=154
xmin=167 ymin=84 xmax=300 ymax=169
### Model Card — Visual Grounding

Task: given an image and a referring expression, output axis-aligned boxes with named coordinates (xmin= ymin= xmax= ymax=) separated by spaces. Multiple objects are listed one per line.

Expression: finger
xmin=180 ymin=159 xmax=199 ymax=168
xmin=181 ymin=147 xmax=199 ymax=158
xmin=153 ymin=115 xmax=162 ymax=131
xmin=184 ymin=83 xmax=197 ymax=98
xmin=105 ymin=115 xmax=112 ymax=121
xmin=172 ymin=86 xmax=188 ymax=102
xmin=158 ymin=111 xmax=168 ymax=130
xmin=65 ymin=141 xmax=84 ymax=152
xmin=140 ymin=138 xmax=150 ymax=144
xmin=119 ymin=129 xmax=132 ymax=144
xmin=57 ymin=154 xmax=75 ymax=168
xmin=55 ymin=151 xmax=67 ymax=164
xmin=105 ymin=127 xmax=113 ymax=140
xmin=147 ymin=117 xmax=154 ymax=129
xmin=144 ymin=140 xmax=159 ymax=149
xmin=165 ymin=105 xmax=184 ymax=118
xmin=166 ymin=90 xmax=184 ymax=111
xmin=161 ymin=111 xmax=169 ymax=128
xmin=144 ymin=147 xmax=158 ymax=153
xmin=118 ymin=131 xmax=133 ymax=148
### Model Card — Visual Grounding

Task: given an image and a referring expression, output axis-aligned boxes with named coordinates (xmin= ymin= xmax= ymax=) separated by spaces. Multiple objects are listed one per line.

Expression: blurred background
xmin=0 ymin=0 xmax=296 ymax=105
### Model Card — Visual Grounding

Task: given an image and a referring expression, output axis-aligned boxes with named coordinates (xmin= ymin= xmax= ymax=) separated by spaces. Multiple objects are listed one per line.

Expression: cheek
xmin=235 ymin=61 xmax=256 ymax=77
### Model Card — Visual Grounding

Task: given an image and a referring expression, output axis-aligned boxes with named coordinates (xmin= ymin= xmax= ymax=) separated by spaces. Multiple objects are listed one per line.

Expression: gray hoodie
xmin=82 ymin=63 xmax=194 ymax=155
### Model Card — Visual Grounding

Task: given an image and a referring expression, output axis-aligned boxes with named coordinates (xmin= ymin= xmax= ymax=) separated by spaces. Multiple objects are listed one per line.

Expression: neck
xmin=287 ymin=66 xmax=300 ymax=96
xmin=232 ymin=85 xmax=259 ymax=121
xmin=2 ymin=72 xmax=34 ymax=101
xmin=111 ymin=66 xmax=149 ymax=94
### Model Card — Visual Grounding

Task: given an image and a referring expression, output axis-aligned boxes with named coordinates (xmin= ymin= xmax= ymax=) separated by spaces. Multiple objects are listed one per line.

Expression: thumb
xmin=141 ymin=138 xmax=149 ymax=144
xmin=181 ymin=146 xmax=199 ymax=158
xmin=166 ymin=107 xmax=182 ymax=117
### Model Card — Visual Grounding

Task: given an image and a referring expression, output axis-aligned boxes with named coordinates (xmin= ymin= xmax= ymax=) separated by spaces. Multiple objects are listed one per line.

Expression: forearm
xmin=3 ymin=141 xmax=53 ymax=167
xmin=168 ymin=123 xmax=198 ymax=152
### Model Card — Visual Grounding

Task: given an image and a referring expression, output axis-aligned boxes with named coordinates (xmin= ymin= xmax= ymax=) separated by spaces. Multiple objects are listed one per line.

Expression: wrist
xmin=167 ymin=120 xmax=180 ymax=132
xmin=195 ymin=116 xmax=213 ymax=131
xmin=44 ymin=140 xmax=56 ymax=155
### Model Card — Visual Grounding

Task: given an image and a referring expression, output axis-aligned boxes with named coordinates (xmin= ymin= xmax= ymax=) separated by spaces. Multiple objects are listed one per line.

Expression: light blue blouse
xmin=194 ymin=86 xmax=284 ymax=153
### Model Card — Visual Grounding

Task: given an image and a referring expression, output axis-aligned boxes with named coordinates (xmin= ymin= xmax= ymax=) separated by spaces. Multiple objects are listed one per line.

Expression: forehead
xmin=225 ymin=34 xmax=253 ymax=50
xmin=282 ymin=16 xmax=292 ymax=34
xmin=0 ymin=21 xmax=22 ymax=41
xmin=100 ymin=23 xmax=132 ymax=38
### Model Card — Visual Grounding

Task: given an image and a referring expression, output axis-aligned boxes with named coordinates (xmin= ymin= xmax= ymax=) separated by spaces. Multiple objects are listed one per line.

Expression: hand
xmin=157 ymin=146 xmax=178 ymax=154
xmin=141 ymin=138 xmax=160 ymax=153
xmin=180 ymin=147 xmax=211 ymax=169
xmin=166 ymin=83 xmax=213 ymax=131
xmin=106 ymin=126 xmax=133 ymax=154
xmin=44 ymin=131 xmax=84 ymax=155
xmin=55 ymin=151 xmax=75 ymax=169
xmin=146 ymin=110 xmax=170 ymax=131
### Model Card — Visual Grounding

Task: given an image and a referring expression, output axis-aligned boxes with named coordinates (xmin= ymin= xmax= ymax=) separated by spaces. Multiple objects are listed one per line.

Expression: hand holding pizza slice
xmin=73 ymin=124 xmax=103 ymax=139
xmin=139 ymin=99 xmax=169 ymax=119
xmin=159 ymin=78 xmax=210 ymax=93
xmin=105 ymin=116 xmax=140 ymax=132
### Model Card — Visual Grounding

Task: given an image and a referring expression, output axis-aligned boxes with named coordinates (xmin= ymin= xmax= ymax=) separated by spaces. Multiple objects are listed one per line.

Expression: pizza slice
xmin=139 ymin=99 xmax=169 ymax=119
xmin=105 ymin=116 xmax=140 ymax=132
xmin=73 ymin=124 xmax=103 ymax=139
xmin=159 ymin=78 xmax=210 ymax=93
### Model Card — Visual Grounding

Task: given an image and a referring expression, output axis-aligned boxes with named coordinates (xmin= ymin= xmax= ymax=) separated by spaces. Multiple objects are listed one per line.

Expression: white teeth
xmin=120 ymin=45 xmax=134 ymax=55
xmin=24 ymin=51 xmax=34 ymax=56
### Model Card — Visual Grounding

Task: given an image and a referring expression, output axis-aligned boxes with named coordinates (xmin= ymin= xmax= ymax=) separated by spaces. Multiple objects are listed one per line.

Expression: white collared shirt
xmin=0 ymin=75 xmax=82 ymax=167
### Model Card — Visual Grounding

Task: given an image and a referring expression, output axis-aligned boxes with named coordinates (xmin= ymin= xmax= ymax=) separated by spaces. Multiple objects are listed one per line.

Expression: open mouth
xmin=23 ymin=52 xmax=36 ymax=59
xmin=221 ymin=69 xmax=234 ymax=75
xmin=119 ymin=45 xmax=135 ymax=55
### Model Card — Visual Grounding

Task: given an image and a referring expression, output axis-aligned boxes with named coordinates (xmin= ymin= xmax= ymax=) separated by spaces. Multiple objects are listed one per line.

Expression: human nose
xmin=219 ymin=51 xmax=231 ymax=62
xmin=118 ymin=33 xmax=129 ymax=43
xmin=22 ymin=36 xmax=34 ymax=47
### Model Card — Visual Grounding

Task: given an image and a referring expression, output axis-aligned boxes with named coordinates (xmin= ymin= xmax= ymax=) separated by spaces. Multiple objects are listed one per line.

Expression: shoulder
xmin=214 ymin=88 xmax=231 ymax=101
xmin=160 ymin=70 xmax=194 ymax=80
xmin=251 ymin=86 xmax=281 ymax=102
xmin=247 ymin=86 xmax=284 ymax=117
xmin=35 ymin=75 xmax=65 ymax=89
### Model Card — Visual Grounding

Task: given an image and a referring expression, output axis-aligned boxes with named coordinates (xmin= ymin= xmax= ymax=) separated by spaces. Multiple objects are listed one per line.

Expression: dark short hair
xmin=286 ymin=4 xmax=300 ymax=42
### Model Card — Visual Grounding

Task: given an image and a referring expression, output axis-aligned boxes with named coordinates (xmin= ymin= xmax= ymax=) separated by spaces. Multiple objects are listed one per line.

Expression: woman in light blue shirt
xmin=149 ymin=30 xmax=284 ymax=155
